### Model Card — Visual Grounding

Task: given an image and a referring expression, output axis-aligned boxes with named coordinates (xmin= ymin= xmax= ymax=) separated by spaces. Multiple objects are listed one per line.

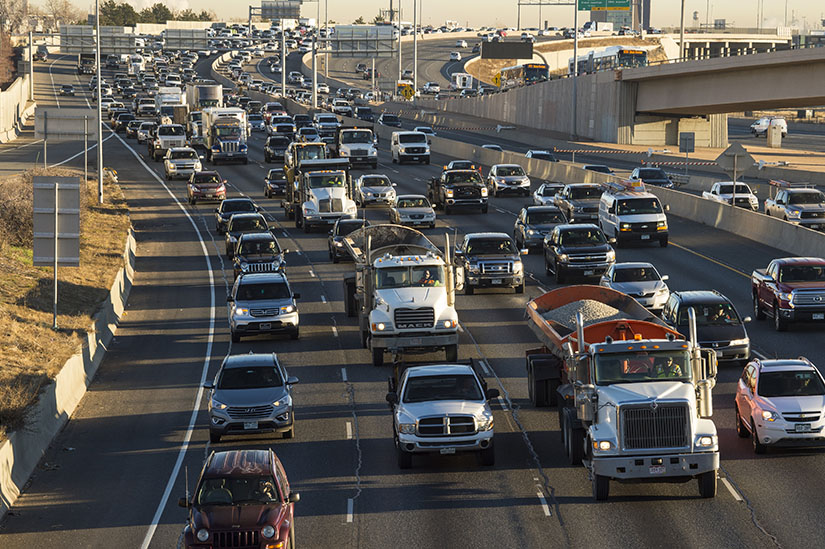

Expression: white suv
xmin=735 ymin=358 xmax=825 ymax=454
xmin=390 ymin=131 xmax=430 ymax=164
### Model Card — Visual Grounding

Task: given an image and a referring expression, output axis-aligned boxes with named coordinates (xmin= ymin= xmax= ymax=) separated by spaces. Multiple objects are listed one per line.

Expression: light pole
xmin=281 ymin=19 xmax=286 ymax=97
xmin=413 ymin=0 xmax=418 ymax=93
xmin=324 ymin=0 xmax=328 ymax=80
xmin=95 ymin=0 xmax=103 ymax=204
xmin=571 ymin=3 xmax=578 ymax=140
xmin=28 ymin=31 xmax=33 ymax=101
xmin=680 ymin=0 xmax=686 ymax=60
xmin=397 ymin=4 xmax=402 ymax=93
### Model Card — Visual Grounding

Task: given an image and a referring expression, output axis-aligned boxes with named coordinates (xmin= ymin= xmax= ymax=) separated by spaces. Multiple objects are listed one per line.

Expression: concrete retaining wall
xmin=0 ymin=229 xmax=136 ymax=519
xmin=0 ymin=75 xmax=35 ymax=144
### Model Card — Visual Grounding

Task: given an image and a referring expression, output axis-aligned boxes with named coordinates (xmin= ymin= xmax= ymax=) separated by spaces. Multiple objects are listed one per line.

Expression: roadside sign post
xmin=679 ymin=131 xmax=695 ymax=176
xmin=492 ymin=72 xmax=501 ymax=87
xmin=33 ymin=177 xmax=81 ymax=330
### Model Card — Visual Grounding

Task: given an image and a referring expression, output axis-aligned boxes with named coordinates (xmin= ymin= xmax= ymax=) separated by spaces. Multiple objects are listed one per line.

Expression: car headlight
xmin=372 ymin=322 xmax=393 ymax=331
xmin=513 ymin=261 xmax=523 ymax=274
xmin=729 ymin=338 xmax=749 ymax=346
xmin=592 ymin=440 xmax=613 ymax=451
xmin=657 ymin=220 xmax=668 ymax=230
xmin=280 ymin=304 xmax=295 ymax=314
xmin=398 ymin=422 xmax=416 ymax=434
xmin=574 ymin=206 xmax=585 ymax=213
xmin=441 ymin=319 xmax=457 ymax=329
xmin=194 ymin=162 xmax=202 ymax=170
xmin=211 ymin=398 xmax=228 ymax=410
xmin=696 ymin=435 xmax=717 ymax=447
xmin=620 ymin=223 xmax=631 ymax=231
xmin=606 ymin=250 xmax=616 ymax=261
xmin=261 ymin=525 xmax=275 ymax=539
xmin=480 ymin=187 xmax=488 ymax=196
xmin=304 ymin=205 xmax=317 ymax=214
xmin=234 ymin=306 xmax=249 ymax=316
xmin=334 ymin=241 xmax=343 ymax=247
xmin=557 ymin=253 xmax=569 ymax=262
xmin=477 ymin=415 xmax=494 ymax=431
xmin=527 ymin=229 xmax=535 ymax=235
xmin=445 ymin=189 xmax=454 ymax=197
xmin=369 ymin=147 xmax=377 ymax=155
xmin=761 ymin=410 xmax=779 ymax=422
xmin=340 ymin=149 xmax=349 ymax=156
xmin=787 ymin=209 xmax=802 ymax=218
xmin=196 ymin=528 xmax=210 ymax=542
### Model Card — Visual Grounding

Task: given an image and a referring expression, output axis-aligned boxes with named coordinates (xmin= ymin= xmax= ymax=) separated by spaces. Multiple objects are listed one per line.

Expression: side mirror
xmin=385 ymin=392 xmax=398 ymax=404
xmin=287 ymin=376 xmax=299 ymax=385
xmin=178 ymin=497 xmax=189 ymax=508
xmin=486 ymin=388 xmax=500 ymax=400
xmin=292 ymin=292 xmax=301 ymax=300
xmin=222 ymin=179 xmax=228 ymax=184
xmin=203 ymin=381 xmax=214 ymax=389
xmin=608 ymin=237 xmax=617 ymax=245
xmin=664 ymin=204 xmax=671 ymax=212
xmin=288 ymin=492 xmax=301 ymax=503
xmin=742 ymin=316 xmax=752 ymax=323
xmin=199 ymin=155 xmax=205 ymax=160
xmin=215 ymin=208 xmax=220 ymax=213
xmin=661 ymin=274 xmax=669 ymax=281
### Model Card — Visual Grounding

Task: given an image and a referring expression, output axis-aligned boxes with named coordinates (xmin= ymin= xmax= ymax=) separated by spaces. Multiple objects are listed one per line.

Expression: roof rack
xmin=602 ymin=179 xmax=646 ymax=194
xmin=769 ymin=179 xmax=813 ymax=189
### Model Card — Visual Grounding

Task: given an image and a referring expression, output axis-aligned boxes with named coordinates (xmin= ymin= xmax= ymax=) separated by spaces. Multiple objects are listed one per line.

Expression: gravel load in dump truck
xmin=540 ymin=299 xmax=624 ymax=333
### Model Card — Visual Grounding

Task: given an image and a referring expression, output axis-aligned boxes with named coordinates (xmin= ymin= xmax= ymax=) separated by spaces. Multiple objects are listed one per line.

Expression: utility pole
xmin=397 ymin=3 xmax=402 ymax=93
xmin=311 ymin=34 xmax=317 ymax=109
xmin=413 ymin=0 xmax=418 ymax=92
xmin=95 ymin=0 xmax=103 ymax=204
xmin=28 ymin=31 xmax=34 ymax=101
xmin=281 ymin=19 xmax=286 ymax=97
xmin=571 ymin=4 xmax=578 ymax=140
xmin=324 ymin=0 xmax=329 ymax=79
xmin=680 ymin=0 xmax=686 ymax=60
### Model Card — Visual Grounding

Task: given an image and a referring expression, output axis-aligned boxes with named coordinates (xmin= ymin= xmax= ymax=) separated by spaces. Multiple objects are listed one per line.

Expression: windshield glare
xmin=758 ymin=371 xmax=825 ymax=397
xmin=614 ymin=267 xmax=659 ymax=282
xmin=444 ymin=172 xmax=482 ymax=184
xmin=309 ymin=174 xmax=345 ymax=188
xmin=215 ymin=126 xmax=240 ymax=137
xmin=240 ymin=240 xmax=279 ymax=255
xmin=361 ymin=177 xmax=390 ymax=188
xmin=236 ymin=282 xmax=289 ymax=300
xmin=403 ymin=374 xmax=482 ymax=402
xmin=498 ymin=166 xmax=525 ymax=177
xmin=540 ymin=186 xmax=561 ymax=196
xmin=596 ymin=351 xmax=691 ymax=384
xmin=570 ymin=187 xmax=601 ymax=199
xmin=196 ymin=475 xmax=281 ymax=506
xmin=171 ymin=150 xmax=196 ymax=159
xmin=397 ymin=197 xmax=429 ymax=208
xmin=527 ymin=211 xmax=565 ymax=224
xmin=222 ymin=200 xmax=255 ymax=213
xmin=376 ymin=265 xmax=445 ymax=288
xmin=218 ymin=366 xmax=283 ymax=389
xmin=789 ymin=191 xmax=825 ymax=205
xmin=617 ymin=198 xmax=663 ymax=215
xmin=466 ymin=238 xmax=517 ymax=255
xmin=560 ymin=229 xmax=605 ymax=246
xmin=230 ymin=217 xmax=267 ymax=232
xmin=778 ymin=265 xmax=825 ymax=282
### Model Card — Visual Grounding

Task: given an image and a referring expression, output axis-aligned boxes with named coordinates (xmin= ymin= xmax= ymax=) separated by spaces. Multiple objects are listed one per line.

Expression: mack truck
xmin=343 ymin=225 xmax=460 ymax=367
xmin=282 ymin=141 xmax=329 ymax=220
xmin=77 ymin=53 xmax=96 ymax=75
xmin=202 ymin=107 xmax=249 ymax=164
xmin=525 ymin=285 xmax=720 ymax=500
xmin=185 ymin=83 xmax=223 ymax=110
xmin=289 ymin=158 xmax=358 ymax=233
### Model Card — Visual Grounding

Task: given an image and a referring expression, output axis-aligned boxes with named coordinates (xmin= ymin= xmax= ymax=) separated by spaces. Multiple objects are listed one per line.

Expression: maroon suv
xmin=188 ymin=170 xmax=227 ymax=205
xmin=180 ymin=449 xmax=300 ymax=548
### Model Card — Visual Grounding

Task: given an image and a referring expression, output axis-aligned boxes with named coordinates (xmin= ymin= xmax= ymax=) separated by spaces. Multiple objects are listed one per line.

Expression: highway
xmin=1 ymin=51 xmax=824 ymax=549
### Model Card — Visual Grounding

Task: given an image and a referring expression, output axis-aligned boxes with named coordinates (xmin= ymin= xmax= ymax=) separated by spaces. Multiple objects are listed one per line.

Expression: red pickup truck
xmin=751 ymin=257 xmax=825 ymax=331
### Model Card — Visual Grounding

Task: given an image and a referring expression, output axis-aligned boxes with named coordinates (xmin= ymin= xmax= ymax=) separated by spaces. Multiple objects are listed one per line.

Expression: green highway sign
xmin=578 ymin=0 xmax=631 ymax=10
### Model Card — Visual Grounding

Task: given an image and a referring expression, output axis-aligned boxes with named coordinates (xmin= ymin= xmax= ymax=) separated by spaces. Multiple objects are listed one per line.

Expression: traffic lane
xmin=0 ymin=135 xmax=227 ymax=548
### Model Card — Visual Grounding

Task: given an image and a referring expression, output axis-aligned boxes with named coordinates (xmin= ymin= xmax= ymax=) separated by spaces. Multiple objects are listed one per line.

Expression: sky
xmin=181 ymin=0 xmax=823 ymax=29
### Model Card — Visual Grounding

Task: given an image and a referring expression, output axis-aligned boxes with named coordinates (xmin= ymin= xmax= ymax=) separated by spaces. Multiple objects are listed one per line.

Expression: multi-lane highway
xmin=2 ymin=50 xmax=824 ymax=549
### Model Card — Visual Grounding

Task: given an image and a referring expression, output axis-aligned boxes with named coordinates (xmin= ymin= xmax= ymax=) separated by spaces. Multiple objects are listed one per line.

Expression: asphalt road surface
xmin=1 ymin=53 xmax=823 ymax=549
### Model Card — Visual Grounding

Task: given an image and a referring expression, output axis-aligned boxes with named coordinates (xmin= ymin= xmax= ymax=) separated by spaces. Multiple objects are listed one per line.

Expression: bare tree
xmin=43 ymin=0 xmax=81 ymax=25
xmin=0 ymin=0 xmax=28 ymax=34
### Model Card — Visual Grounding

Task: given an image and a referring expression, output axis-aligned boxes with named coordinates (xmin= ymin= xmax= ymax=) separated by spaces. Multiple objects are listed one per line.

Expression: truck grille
xmin=792 ymin=290 xmax=825 ymax=306
xmin=351 ymin=149 xmax=367 ymax=156
xmin=782 ymin=412 xmax=821 ymax=422
xmin=801 ymin=211 xmax=824 ymax=219
xmin=567 ymin=253 xmax=608 ymax=264
xmin=627 ymin=222 xmax=658 ymax=233
xmin=318 ymin=198 xmax=344 ymax=212
xmin=227 ymin=405 xmax=274 ymax=419
xmin=454 ymin=186 xmax=481 ymax=198
xmin=405 ymin=147 xmax=426 ymax=154
xmin=221 ymin=141 xmax=239 ymax=153
xmin=250 ymin=308 xmax=278 ymax=317
xmin=394 ymin=307 xmax=435 ymax=329
xmin=244 ymin=262 xmax=278 ymax=274
xmin=417 ymin=415 xmax=476 ymax=436
xmin=480 ymin=262 xmax=512 ymax=274
xmin=213 ymin=530 xmax=260 ymax=548
xmin=621 ymin=403 xmax=689 ymax=450
xmin=732 ymin=197 xmax=752 ymax=208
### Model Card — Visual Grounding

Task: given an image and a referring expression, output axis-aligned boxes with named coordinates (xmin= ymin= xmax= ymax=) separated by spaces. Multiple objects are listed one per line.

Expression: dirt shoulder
xmin=0 ymin=168 xmax=130 ymax=440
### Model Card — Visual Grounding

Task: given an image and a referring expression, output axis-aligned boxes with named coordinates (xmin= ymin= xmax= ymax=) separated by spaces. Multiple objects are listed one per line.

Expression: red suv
xmin=188 ymin=170 xmax=227 ymax=205
xmin=180 ymin=449 xmax=300 ymax=548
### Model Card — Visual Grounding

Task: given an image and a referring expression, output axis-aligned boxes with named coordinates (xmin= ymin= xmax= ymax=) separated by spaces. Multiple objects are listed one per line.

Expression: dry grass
xmin=0 ymin=168 xmax=129 ymax=440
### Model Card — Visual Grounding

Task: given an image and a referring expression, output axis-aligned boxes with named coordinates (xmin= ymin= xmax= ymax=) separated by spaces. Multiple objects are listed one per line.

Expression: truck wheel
xmin=773 ymin=302 xmax=787 ymax=332
xmin=445 ymin=344 xmax=458 ymax=362
xmin=735 ymin=407 xmax=749 ymax=438
xmin=751 ymin=419 xmax=767 ymax=454
xmin=372 ymin=346 xmax=384 ymax=367
xmin=478 ymin=444 xmax=495 ymax=466
xmin=697 ymin=471 xmax=717 ymax=498
xmin=564 ymin=409 xmax=584 ymax=465
xmin=514 ymin=282 xmax=524 ymax=294
xmin=210 ymin=430 xmax=221 ymax=443
xmin=465 ymin=284 xmax=474 ymax=295
xmin=753 ymin=293 xmax=765 ymax=320
xmin=592 ymin=474 xmax=610 ymax=501
xmin=396 ymin=443 xmax=412 ymax=469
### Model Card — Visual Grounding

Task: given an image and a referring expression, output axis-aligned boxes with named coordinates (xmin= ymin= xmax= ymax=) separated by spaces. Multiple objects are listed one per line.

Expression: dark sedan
xmin=215 ymin=196 xmax=259 ymax=233
xmin=265 ymin=135 xmax=291 ymax=163
xmin=631 ymin=166 xmax=674 ymax=188
xmin=264 ymin=168 xmax=288 ymax=198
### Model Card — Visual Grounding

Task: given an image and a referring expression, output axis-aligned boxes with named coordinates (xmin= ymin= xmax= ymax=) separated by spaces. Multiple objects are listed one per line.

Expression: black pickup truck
xmin=427 ymin=169 xmax=488 ymax=215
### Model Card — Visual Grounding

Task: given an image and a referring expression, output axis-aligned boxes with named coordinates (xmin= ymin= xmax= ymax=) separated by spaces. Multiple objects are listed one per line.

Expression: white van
xmin=390 ymin=131 xmax=430 ymax=164
xmin=750 ymin=116 xmax=787 ymax=138
xmin=598 ymin=181 xmax=669 ymax=247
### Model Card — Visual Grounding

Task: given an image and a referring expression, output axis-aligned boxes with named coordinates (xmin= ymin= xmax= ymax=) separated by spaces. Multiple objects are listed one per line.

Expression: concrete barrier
xmin=0 ymin=228 xmax=136 ymax=519
xmin=0 ymin=75 xmax=35 ymax=144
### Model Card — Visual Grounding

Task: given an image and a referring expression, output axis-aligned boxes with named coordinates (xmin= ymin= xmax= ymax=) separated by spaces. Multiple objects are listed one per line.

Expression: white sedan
xmin=450 ymin=51 xmax=462 ymax=61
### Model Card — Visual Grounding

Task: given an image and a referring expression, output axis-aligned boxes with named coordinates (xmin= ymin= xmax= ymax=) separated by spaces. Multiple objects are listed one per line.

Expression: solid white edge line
xmin=341 ymin=367 xmax=347 ymax=382
xmin=346 ymin=498 xmax=354 ymax=523
xmin=117 ymin=133 xmax=217 ymax=549
xmin=721 ymin=477 xmax=744 ymax=502
xmin=536 ymin=491 xmax=551 ymax=516
xmin=346 ymin=421 xmax=353 ymax=440
xmin=752 ymin=350 xmax=767 ymax=360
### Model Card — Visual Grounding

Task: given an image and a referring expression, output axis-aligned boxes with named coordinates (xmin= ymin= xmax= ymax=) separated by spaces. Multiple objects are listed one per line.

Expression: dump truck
xmin=288 ymin=158 xmax=357 ymax=232
xmin=282 ymin=141 xmax=329 ymax=220
xmin=525 ymin=285 xmax=719 ymax=500
xmin=343 ymin=225 xmax=459 ymax=367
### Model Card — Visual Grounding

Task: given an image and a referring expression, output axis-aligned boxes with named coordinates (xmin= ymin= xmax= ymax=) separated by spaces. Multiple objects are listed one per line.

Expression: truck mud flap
xmin=343 ymin=275 xmax=357 ymax=318
xmin=527 ymin=353 xmax=562 ymax=407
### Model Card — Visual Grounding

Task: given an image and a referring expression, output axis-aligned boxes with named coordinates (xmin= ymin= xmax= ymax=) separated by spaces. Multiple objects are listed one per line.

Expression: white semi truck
xmin=201 ymin=107 xmax=249 ymax=164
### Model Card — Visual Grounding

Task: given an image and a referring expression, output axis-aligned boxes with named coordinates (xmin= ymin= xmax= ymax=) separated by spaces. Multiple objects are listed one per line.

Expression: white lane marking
xmin=49 ymin=132 xmax=115 ymax=168
xmin=346 ymin=498 xmax=354 ymax=523
xmin=536 ymin=491 xmax=551 ymax=516
xmin=123 ymin=135 xmax=217 ymax=549
xmin=346 ymin=421 xmax=353 ymax=440
xmin=332 ymin=325 xmax=339 ymax=337
xmin=341 ymin=367 xmax=347 ymax=381
xmin=282 ymin=231 xmax=289 ymax=238
xmin=721 ymin=476 xmax=744 ymax=502
xmin=321 ymin=295 xmax=327 ymax=303
xmin=309 ymin=269 xmax=316 ymax=277
xmin=479 ymin=360 xmax=490 ymax=375
xmin=414 ymin=177 xmax=423 ymax=182
xmin=752 ymin=350 xmax=767 ymax=360
xmin=0 ymin=138 xmax=44 ymax=154
xmin=497 ymin=395 xmax=508 ymax=411
xmin=391 ymin=168 xmax=399 ymax=173
xmin=48 ymin=55 xmax=63 ymax=107
xmin=457 ymin=322 xmax=465 ymax=333
xmin=538 ymin=287 xmax=548 ymax=294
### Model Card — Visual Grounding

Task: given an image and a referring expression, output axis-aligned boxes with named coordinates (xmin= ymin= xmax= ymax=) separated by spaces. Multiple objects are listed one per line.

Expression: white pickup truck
xmin=702 ymin=181 xmax=759 ymax=211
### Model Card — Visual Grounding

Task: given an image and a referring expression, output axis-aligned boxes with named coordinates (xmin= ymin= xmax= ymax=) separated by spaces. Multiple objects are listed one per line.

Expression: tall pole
xmin=397 ymin=4 xmax=402 ymax=94
xmin=705 ymin=0 xmax=709 ymax=30
xmin=84 ymin=116 xmax=88 ymax=184
xmin=95 ymin=0 xmax=103 ymax=204
xmin=413 ymin=0 xmax=418 ymax=93
xmin=311 ymin=34 xmax=317 ymax=109
xmin=53 ymin=181 xmax=58 ymax=330
xmin=281 ymin=19 xmax=286 ymax=97
xmin=679 ymin=0 xmax=686 ymax=60
xmin=571 ymin=4 xmax=578 ymax=140
xmin=324 ymin=0 xmax=329 ymax=79
xmin=784 ymin=0 xmax=788 ymax=27
xmin=28 ymin=31 xmax=34 ymax=101
xmin=517 ymin=3 xmax=521 ymax=31
xmin=539 ymin=2 xmax=542 ymax=30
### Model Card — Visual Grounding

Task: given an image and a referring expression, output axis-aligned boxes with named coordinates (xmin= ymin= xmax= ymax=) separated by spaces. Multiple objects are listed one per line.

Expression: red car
xmin=180 ymin=449 xmax=300 ymax=548
xmin=752 ymin=257 xmax=825 ymax=331
xmin=188 ymin=170 xmax=227 ymax=205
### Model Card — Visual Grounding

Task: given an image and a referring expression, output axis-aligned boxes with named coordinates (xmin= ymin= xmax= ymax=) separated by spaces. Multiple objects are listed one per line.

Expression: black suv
xmin=355 ymin=106 xmax=374 ymax=122
xmin=328 ymin=218 xmax=370 ymax=263
xmin=215 ymin=197 xmax=259 ymax=234
xmin=232 ymin=232 xmax=287 ymax=279
xmin=662 ymin=290 xmax=751 ymax=364
xmin=543 ymin=223 xmax=615 ymax=283
xmin=265 ymin=135 xmax=291 ymax=164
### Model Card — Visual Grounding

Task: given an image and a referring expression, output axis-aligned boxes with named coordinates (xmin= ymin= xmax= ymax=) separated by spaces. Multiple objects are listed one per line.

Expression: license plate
xmin=410 ymin=337 xmax=423 ymax=345
xmin=259 ymin=323 xmax=271 ymax=330
xmin=440 ymin=448 xmax=456 ymax=455
xmin=204 ymin=194 xmax=213 ymax=198
xmin=796 ymin=423 xmax=812 ymax=433
xmin=243 ymin=421 xmax=258 ymax=430
xmin=810 ymin=224 xmax=820 ymax=229
xmin=412 ymin=156 xmax=420 ymax=160
xmin=491 ymin=279 xmax=502 ymax=284
xmin=649 ymin=465 xmax=666 ymax=475
xmin=227 ymin=153 xmax=235 ymax=157
xmin=813 ymin=313 xmax=824 ymax=320
xmin=715 ymin=350 xmax=723 ymax=357
xmin=584 ymin=270 xmax=594 ymax=276
xmin=641 ymin=234 xmax=650 ymax=240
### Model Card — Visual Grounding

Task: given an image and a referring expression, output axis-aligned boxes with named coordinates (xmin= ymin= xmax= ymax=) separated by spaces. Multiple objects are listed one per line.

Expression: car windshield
xmin=526 ymin=211 xmax=565 ymax=224
xmin=342 ymin=131 xmax=373 ymax=144
xmin=396 ymin=197 xmax=429 ymax=208
xmin=613 ymin=267 xmax=659 ymax=282
xmin=531 ymin=153 xmax=554 ymax=160
xmin=617 ymin=198 xmax=663 ymax=215
xmin=777 ymin=265 xmax=825 ymax=282
xmin=403 ymin=374 xmax=482 ymax=402
xmin=171 ymin=150 xmax=197 ymax=159
xmin=214 ymin=126 xmax=240 ymax=137
xmin=497 ymin=166 xmax=525 ymax=177
xmin=267 ymin=169 xmax=286 ymax=180
xmin=444 ymin=172 xmax=482 ymax=184
xmin=539 ymin=186 xmax=561 ymax=196
xmin=450 ymin=162 xmax=473 ymax=170
xmin=268 ymin=136 xmax=290 ymax=147
xmin=382 ymin=115 xmax=399 ymax=123
xmin=758 ymin=371 xmax=825 ymax=397
xmin=717 ymin=184 xmax=752 ymax=195
xmin=399 ymin=134 xmax=426 ymax=144
xmin=466 ymin=238 xmax=517 ymax=254
xmin=560 ymin=229 xmax=605 ymax=246
xmin=375 ymin=266 xmax=445 ymax=288
xmin=218 ymin=366 xmax=283 ymax=389
xmin=139 ymin=123 xmax=156 ymax=131
xmin=235 ymin=282 xmax=290 ymax=300
xmin=309 ymin=174 xmax=345 ymax=188
xmin=230 ymin=217 xmax=267 ymax=232
xmin=788 ymin=191 xmax=825 ymax=205
xmin=570 ymin=187 xmax=601 ymax=199
xmin=638 ymin=168 xmax=668 ymax=179
xmin=249 ymin=114 xmax=263 ymax=122
xmin=196 ymin=475 xmax=281 ymax=506
xmin=240 ymin=240 xmax=279 ymax=255
xmin=317 ymin=116 xmax=337 ymax=123
xmin=222 ymin=200 xmax=256 ymax=213
xmin=300 ymin=128 xmax=318 ymax=136
xmin=677 ymin=303 xmax=740 ymax=326
xmin=361 ymin=177 xmax=390 ymax=188
xmin=595 ymin=351 xmax=691 ymax=384
xmin=194 ymin=174 xmax=222 ymax=185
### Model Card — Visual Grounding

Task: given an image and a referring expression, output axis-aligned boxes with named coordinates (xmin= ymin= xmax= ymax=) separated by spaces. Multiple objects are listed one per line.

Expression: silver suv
xmin=205 ymin=353 xmax=298 ymax=442
xmin=163 ymin=146 xmax=202 ymax=180
xmin=228 ymin=272 xmax=300 ymax=342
